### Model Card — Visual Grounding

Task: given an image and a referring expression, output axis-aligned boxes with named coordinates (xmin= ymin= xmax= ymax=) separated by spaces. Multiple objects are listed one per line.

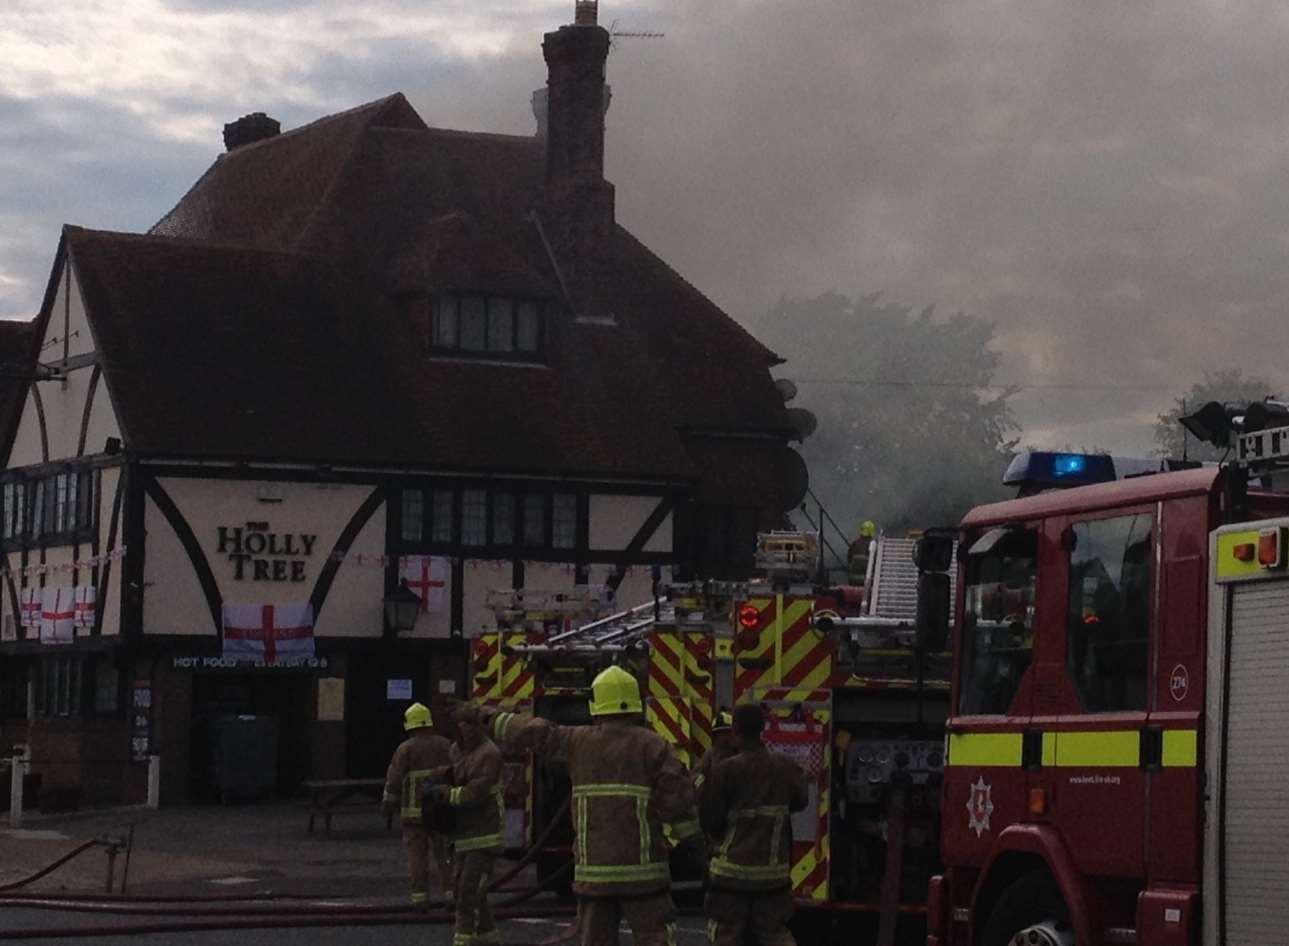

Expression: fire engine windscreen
xmin=960 ymin=527 xmax=1038 ymax=715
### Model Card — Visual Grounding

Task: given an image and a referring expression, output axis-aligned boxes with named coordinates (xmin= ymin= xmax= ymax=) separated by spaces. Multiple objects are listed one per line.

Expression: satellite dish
xmin=785 ymin=407 xmax=817 ymax=441
xmin=776 ymin=447 xmax=810 ymax=511
xmin=775 ymin=378 xmax=798 ymax=403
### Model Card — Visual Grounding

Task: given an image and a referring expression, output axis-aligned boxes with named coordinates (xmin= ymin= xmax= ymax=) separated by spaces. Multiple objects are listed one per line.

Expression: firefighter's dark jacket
xmin=482 ymin=707 xmax=696 ymax=897
xmin=383 ymin=730 xmax=454 ymax=824
xmin=699 ymin=743 xmax=809 ymax=891
xmin=446 ymin=736 xmax=505 ymax=853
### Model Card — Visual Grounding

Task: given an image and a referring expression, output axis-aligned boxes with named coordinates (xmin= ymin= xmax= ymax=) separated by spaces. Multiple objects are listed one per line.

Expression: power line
xmin=789 ymin=377 xmax=1183 ymax=393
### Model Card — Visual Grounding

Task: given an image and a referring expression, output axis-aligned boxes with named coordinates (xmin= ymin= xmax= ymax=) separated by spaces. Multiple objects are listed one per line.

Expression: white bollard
xmin=9 ymin=754 xmax=25 ymax=828
xmin=146 ymin=755 xmax=161 ymax=809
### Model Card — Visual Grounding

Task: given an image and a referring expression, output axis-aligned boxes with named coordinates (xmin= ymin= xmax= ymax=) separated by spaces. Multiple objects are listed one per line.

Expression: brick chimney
xmin=223 ymin=112 xmax=280 ymax=152
xmin=542 ymin=2 xmax=612 ymax=187
xmin=537 ymin=2 xmax=617 ymax=320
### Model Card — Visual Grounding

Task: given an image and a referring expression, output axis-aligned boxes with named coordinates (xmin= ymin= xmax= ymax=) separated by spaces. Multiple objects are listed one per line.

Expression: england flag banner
xmin=74 ymin=585 xmax=97 ymax=630
xmin=20 ymin=586 xmax=40 ymax=628
xmin=40 ymin=586 xmax=75 ymax=644
xmin=222 ymin=603 xmax=315 ymax=665
xmin=400 ymin=555 xmax=449 ymax=613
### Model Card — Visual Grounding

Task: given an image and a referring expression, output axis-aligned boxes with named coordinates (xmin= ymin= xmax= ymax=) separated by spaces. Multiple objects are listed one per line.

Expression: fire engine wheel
xmin=980 ymin=871 xmax=1075 ymax=946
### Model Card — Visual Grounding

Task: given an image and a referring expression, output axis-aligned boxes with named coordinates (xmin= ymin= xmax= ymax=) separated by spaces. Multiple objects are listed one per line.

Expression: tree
xmin=754 ymin=292 xmax=1018 ymax=547
xmin=1154 ymin=370 xmax=1278 ymax=461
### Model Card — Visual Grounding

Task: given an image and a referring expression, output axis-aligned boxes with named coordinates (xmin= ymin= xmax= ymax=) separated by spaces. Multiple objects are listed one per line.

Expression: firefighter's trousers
xmin=452 ymin=850 xmax=498 ymax=946
xmin=401 ymin=823 xmax=451 ymax=906
xmin=705 ymin=888 xmax=795 ymax=946
xmin=579 ymin=892 xmax=677 ymax=946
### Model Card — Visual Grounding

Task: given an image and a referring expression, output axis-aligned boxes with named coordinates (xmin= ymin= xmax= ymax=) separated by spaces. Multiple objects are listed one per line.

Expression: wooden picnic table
xmin=301 ymin=778 xmax=395 ymax=836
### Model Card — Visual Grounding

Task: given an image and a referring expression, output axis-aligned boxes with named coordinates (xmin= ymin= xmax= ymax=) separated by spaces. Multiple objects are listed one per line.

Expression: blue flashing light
xmin=1003 ymin=451 xmax=1118 ymax=492
xmin=1052 ymin=453 xmax=1088 ymax=478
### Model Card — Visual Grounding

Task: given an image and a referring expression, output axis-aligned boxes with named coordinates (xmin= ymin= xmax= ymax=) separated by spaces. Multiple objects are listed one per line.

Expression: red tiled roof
xmin=70 ymin=92 xmax=793 ymax=480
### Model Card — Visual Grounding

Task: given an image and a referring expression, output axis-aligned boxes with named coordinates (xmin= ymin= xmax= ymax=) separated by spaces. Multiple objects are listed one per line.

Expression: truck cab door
xmin=1039 ymin=509 xmax=1154 ymax=880
xmin=944 ymin=524 xmax=1040 ymax=869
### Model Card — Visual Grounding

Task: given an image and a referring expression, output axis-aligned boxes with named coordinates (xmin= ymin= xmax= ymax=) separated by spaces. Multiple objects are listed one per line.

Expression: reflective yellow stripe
xmin=456 ymin=832 xmax=504 ymax=852
xmin=950 ymin=729 xmax=1199 ymax=768
xmin=710 ymin=859 xmax=792 ymax=882
xmin=402 ymin=768 xmax=435 ymax=818
xmin=1041 ymin=732 xmax=1057 ymax=768
xmin=573 ymin=863 xmax=670 ymax=883
xmin=668 ymin=818 xmax=700 ymax=841
xmin=1163 ymin=729 xmax=1198 ymax=767
xmin=449 ymin=786 xmax=462 ymax=805
xmin=493 ymin=712 xmax=515 ymax=743
xmin=947 ymin=732 xmax=1023 ymax=767
xmin=769 ymin=809 xmax=785 ymax=866
xmin=572 ymin=783 xmax=652 ymax=799
xmin=638 ymin=796 xmax=651 ymax=864
xmin=577 ymin=796 xmax=588 ymax=865
xmin=1053 ymin=731 xmax=1139 ymax=767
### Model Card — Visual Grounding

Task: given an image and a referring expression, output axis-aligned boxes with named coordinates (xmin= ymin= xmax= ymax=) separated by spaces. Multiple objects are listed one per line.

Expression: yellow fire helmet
xmin=713 ymin=710 xmax=734 ymax=732
xmin=589 ymin=665 xmax=643 ymax=717
xmin=404 ymin=701 xmax=433 ymax=731
xmin=860 ymin=520 xmax=877 ymax=539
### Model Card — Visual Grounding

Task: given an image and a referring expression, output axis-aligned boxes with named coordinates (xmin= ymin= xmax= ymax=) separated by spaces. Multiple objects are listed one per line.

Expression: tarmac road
xmin=0 ymin=907 xmax=710 ymax=944
xmin=0 ymin=804 xmax=711 ymax=944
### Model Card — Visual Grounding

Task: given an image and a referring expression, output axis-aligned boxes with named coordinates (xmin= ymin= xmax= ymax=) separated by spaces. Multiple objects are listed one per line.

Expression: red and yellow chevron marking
xmin=471 ymin=635 xmax=502 ymax=701
xmin=648 ymin=631 xmax=686 ymax=699
xmin=647 ymin=631 xmax=695 ymax=762
xmin=685 ymin=632 xmax=716 ymax=759
xmin=472 ymin=633 xmax=538 ymax=704
xmin=733 ymin=596 xmax=832 ymax=704
xmin=646 ymin=696 xmax=692 ymax=768
xmin=763 ymin=701 xmax=831 ymax=902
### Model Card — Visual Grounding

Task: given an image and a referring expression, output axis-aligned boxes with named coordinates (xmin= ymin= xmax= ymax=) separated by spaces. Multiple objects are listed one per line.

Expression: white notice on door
xmin=386 ymin=679 xmax=414 ymax=700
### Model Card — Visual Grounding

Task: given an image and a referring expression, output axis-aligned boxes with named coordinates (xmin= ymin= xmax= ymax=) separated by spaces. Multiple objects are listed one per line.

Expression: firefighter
xmin=700 ymin=704 xmax=809 ymax=946
xmin=424 ymin=704 xmax=504 ymax=946
xmin=382 ymin=701 xmax=453 ymax=909
xmin=452 ymin=665 xmax=697 ymax=946
xmin=693 ymin=709 xmax=736 ymax=794
xmin=847 ymin=520 xmax=877 ymax=585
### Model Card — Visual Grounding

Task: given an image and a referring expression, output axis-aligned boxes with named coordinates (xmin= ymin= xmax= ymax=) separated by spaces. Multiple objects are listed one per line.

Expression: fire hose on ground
xmin=0 ymin=792 xmax=711 ymax=939
xmin=0 ymin=794 xmax=574 ymax=906
xmin=0 ymin=862 xmax=575 ymax=919
xmin=0 ymin=840 xmax=100 ymax=894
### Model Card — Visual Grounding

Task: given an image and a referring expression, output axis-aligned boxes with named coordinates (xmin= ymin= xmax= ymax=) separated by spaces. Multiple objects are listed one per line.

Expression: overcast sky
xmin=4 ymin=0 xmax=1289 ymax=453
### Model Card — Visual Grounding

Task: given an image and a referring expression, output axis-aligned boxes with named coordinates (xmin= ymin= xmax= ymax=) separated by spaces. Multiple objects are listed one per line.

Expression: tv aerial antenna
xmin=608 ymin=19 xmax=665 ymax=48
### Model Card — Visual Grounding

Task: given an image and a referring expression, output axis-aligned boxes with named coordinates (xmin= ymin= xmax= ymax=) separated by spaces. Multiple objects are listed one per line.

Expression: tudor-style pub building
xmin=0 ymin=1 xmax=796 ymax=807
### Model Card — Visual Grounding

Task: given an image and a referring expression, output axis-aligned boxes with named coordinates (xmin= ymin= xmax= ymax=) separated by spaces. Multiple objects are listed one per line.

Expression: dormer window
xmin=432 ymin=293 xmax=544 ymax=360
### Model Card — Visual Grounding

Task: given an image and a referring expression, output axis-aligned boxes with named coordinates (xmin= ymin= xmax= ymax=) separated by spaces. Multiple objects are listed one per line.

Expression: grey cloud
xmin=8 ymin=0 xmax=1289 ymax=455
xmin=0 ymin=93 xmax=208 ymax=315
xmin=590 ymin=0 xmax=1289 ymax=452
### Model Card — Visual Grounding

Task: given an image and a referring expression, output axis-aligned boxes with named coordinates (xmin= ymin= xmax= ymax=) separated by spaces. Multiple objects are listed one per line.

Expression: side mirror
xmin=913 ymin=532 xmax=955 ymax=573
xmin=916 ymin=572 xmax=950 ymax=653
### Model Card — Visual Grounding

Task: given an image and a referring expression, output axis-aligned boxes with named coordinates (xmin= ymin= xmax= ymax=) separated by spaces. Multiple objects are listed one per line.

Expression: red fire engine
xmin=926 ymin=429 xmax=1289 ymax=946
xmin=471 ymin=529 xmax=954 ymax=944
